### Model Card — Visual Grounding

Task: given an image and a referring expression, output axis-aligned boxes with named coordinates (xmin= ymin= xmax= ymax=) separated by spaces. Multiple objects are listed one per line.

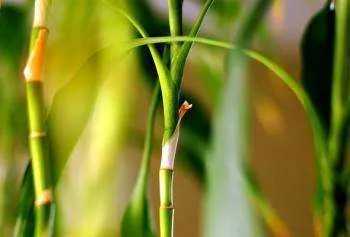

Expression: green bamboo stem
xmin=159 ymin=101 xmax=191 ymax=237
xmin=26 ymin=82 xmax=52 ymax=237
xmin=159 ymin=2 xmax=183 ymax=236
xmin=159 ymin=169 xmax=174 ymax=237
xmin=159 ymin=1 xmax=214 ymax=235
xmin=323 ymin=1 xmax=350 ymax=236
xmin=168 ymin=0 xmax=183 ymax=58
xmin=329 ymin=0 xmax=349 ymax=170
xmin=24 ymin=1 xmax=53 ymax=236
xmin=171 ymin=0 xmax=214 ymax=85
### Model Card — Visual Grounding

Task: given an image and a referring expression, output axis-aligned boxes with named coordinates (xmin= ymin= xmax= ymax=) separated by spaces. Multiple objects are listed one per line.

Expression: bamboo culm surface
xmin=23 ymin=1 xmax=53 ymax=236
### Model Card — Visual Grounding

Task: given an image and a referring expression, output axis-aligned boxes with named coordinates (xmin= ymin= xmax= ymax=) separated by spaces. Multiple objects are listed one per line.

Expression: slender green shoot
xmin=323 ymin=1 xmax=350 ymax=236
xmin=101 ymin=0 xmax=178 ymax=142
xmin=168 ymin=0 xmax=183 ymax=58
xmin=328 ymin=0 xmax=349 ymax=169
xmin=171 ymin=0 xmax=214 ymax=86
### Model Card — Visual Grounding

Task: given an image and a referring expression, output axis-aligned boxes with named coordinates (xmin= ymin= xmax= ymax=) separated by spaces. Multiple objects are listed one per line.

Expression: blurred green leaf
xmin=0 ymin=5 xmax=28 ymax=66
xmin=300 ymin=2 xmax=335 ymax=222
xmin=301 ymin=2 xmax=335 ymax=134
xmin=204 ymin=1 xmax=272 ymax=236
xmin=210 ymin=0 xmax=241 ymax=23
xmin=0 ymin=4 xmax=30 ymax=236
xmin=14 ymin=166 xmax=35 ymax=237
xmin=48 ymin=56 xmax=101 ymax=182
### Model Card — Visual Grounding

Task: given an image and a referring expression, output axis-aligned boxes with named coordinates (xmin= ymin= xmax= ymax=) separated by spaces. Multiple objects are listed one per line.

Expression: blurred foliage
xmin=301 ymin=2 xmax=335 ymax=222
xmin=204 ymin=1 xmax=272 ymax=236
xmin=301 ymin=2 xmax=335 ymax=134
xmin=0 ymin=3 xmax=30 ymax=236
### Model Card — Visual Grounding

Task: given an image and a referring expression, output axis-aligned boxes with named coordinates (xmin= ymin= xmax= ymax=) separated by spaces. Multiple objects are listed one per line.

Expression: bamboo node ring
xmin=35 ymin=188 xmax=53 ymax=206
xmin=29 ymin=131 xmax=47 ymax=138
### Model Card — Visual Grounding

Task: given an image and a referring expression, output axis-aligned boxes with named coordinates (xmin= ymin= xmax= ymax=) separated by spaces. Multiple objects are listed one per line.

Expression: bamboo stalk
xmin=159 ymin=2 xmax=184 ymax=236
xmin=24 ymin=0 xmax=53 ymax=236
xmin=159 ymin=1 xmax=213 ymax=235
xmin=323 ymin=1 xmax=350 ymax=236
xmin=170 ymin=0 xmax=214 ymax=85
xmin=159 ymin=101 xmax=192 ymax=237
xmin=168 ymin=0 xmax=183 ymax=58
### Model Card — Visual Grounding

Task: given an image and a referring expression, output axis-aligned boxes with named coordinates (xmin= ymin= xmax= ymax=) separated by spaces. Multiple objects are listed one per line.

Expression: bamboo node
xmin=35 ymin=188 xmax=53 ymax=206
xmin=24 ymin=28 xmax=48 ymax=82
xmin=160 ymin=204 xmax=174 ymax=209
xmin=160 ymin=168 xmax=174 ymax=172
xmin=29 ymin=131 xmax=47 ymax=138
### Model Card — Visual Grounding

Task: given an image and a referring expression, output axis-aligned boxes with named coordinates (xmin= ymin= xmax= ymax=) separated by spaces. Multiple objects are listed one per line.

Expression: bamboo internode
xmin=33 ymin=0 xmax=50 ymax=27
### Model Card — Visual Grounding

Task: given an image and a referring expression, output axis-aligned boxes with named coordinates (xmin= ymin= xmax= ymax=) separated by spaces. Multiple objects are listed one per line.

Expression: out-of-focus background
xmin=0 ymin=0 xmax=334 ymax=236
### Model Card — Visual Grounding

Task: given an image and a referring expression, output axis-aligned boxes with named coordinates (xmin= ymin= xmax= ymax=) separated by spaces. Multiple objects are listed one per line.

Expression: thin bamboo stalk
xmin=158 ymin=2 xmax=184 ymax=236
xmin=159 ymin=101 xmax=191 ymax=237
xmin=323 ymin=1 xmax=350 ymax=236
xmin=24 ymin=0 xmax=53 ymax=236
xmin=168 ymin=0 xmax=183 ymax=58
xmin=159 ymin=1 xmax=213 ymax=235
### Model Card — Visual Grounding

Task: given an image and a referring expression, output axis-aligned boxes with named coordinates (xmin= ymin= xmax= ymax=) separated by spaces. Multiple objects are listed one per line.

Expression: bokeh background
xmin=0 ymin=0 xmax=340 ymax=236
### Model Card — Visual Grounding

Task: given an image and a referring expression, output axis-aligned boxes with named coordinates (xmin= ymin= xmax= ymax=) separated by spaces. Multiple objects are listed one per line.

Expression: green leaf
xmin=101 ymin=0 xmax=176 ymax=141
xmin=203 ymin=1 xmax=273 ymax=236
xmin=121 ymin=192 xmax=155 ymax=237
xmin=171 ymin=0 xmax=214 ymax=85
xmin=301 ymin=2 xmax=335 ymax=133
xmin=168 ymin=0 xmax=183 ymax=57
xmin=47 ymin=55 xmax=102 ymax=182
xmin=101 ymin=0 xmax=171 ymax=94
xmin=0 ymin=4 xmax=32 ymax=236
xmin=14 ymin=166 xmax=35 ymax=237
xmin=245 ymin=49 xmax=327 ymax=157
xmin=0 ymin=5 xmax=29 ymax=66
xmin=300 ymin=2 xmax=335 ymax=220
